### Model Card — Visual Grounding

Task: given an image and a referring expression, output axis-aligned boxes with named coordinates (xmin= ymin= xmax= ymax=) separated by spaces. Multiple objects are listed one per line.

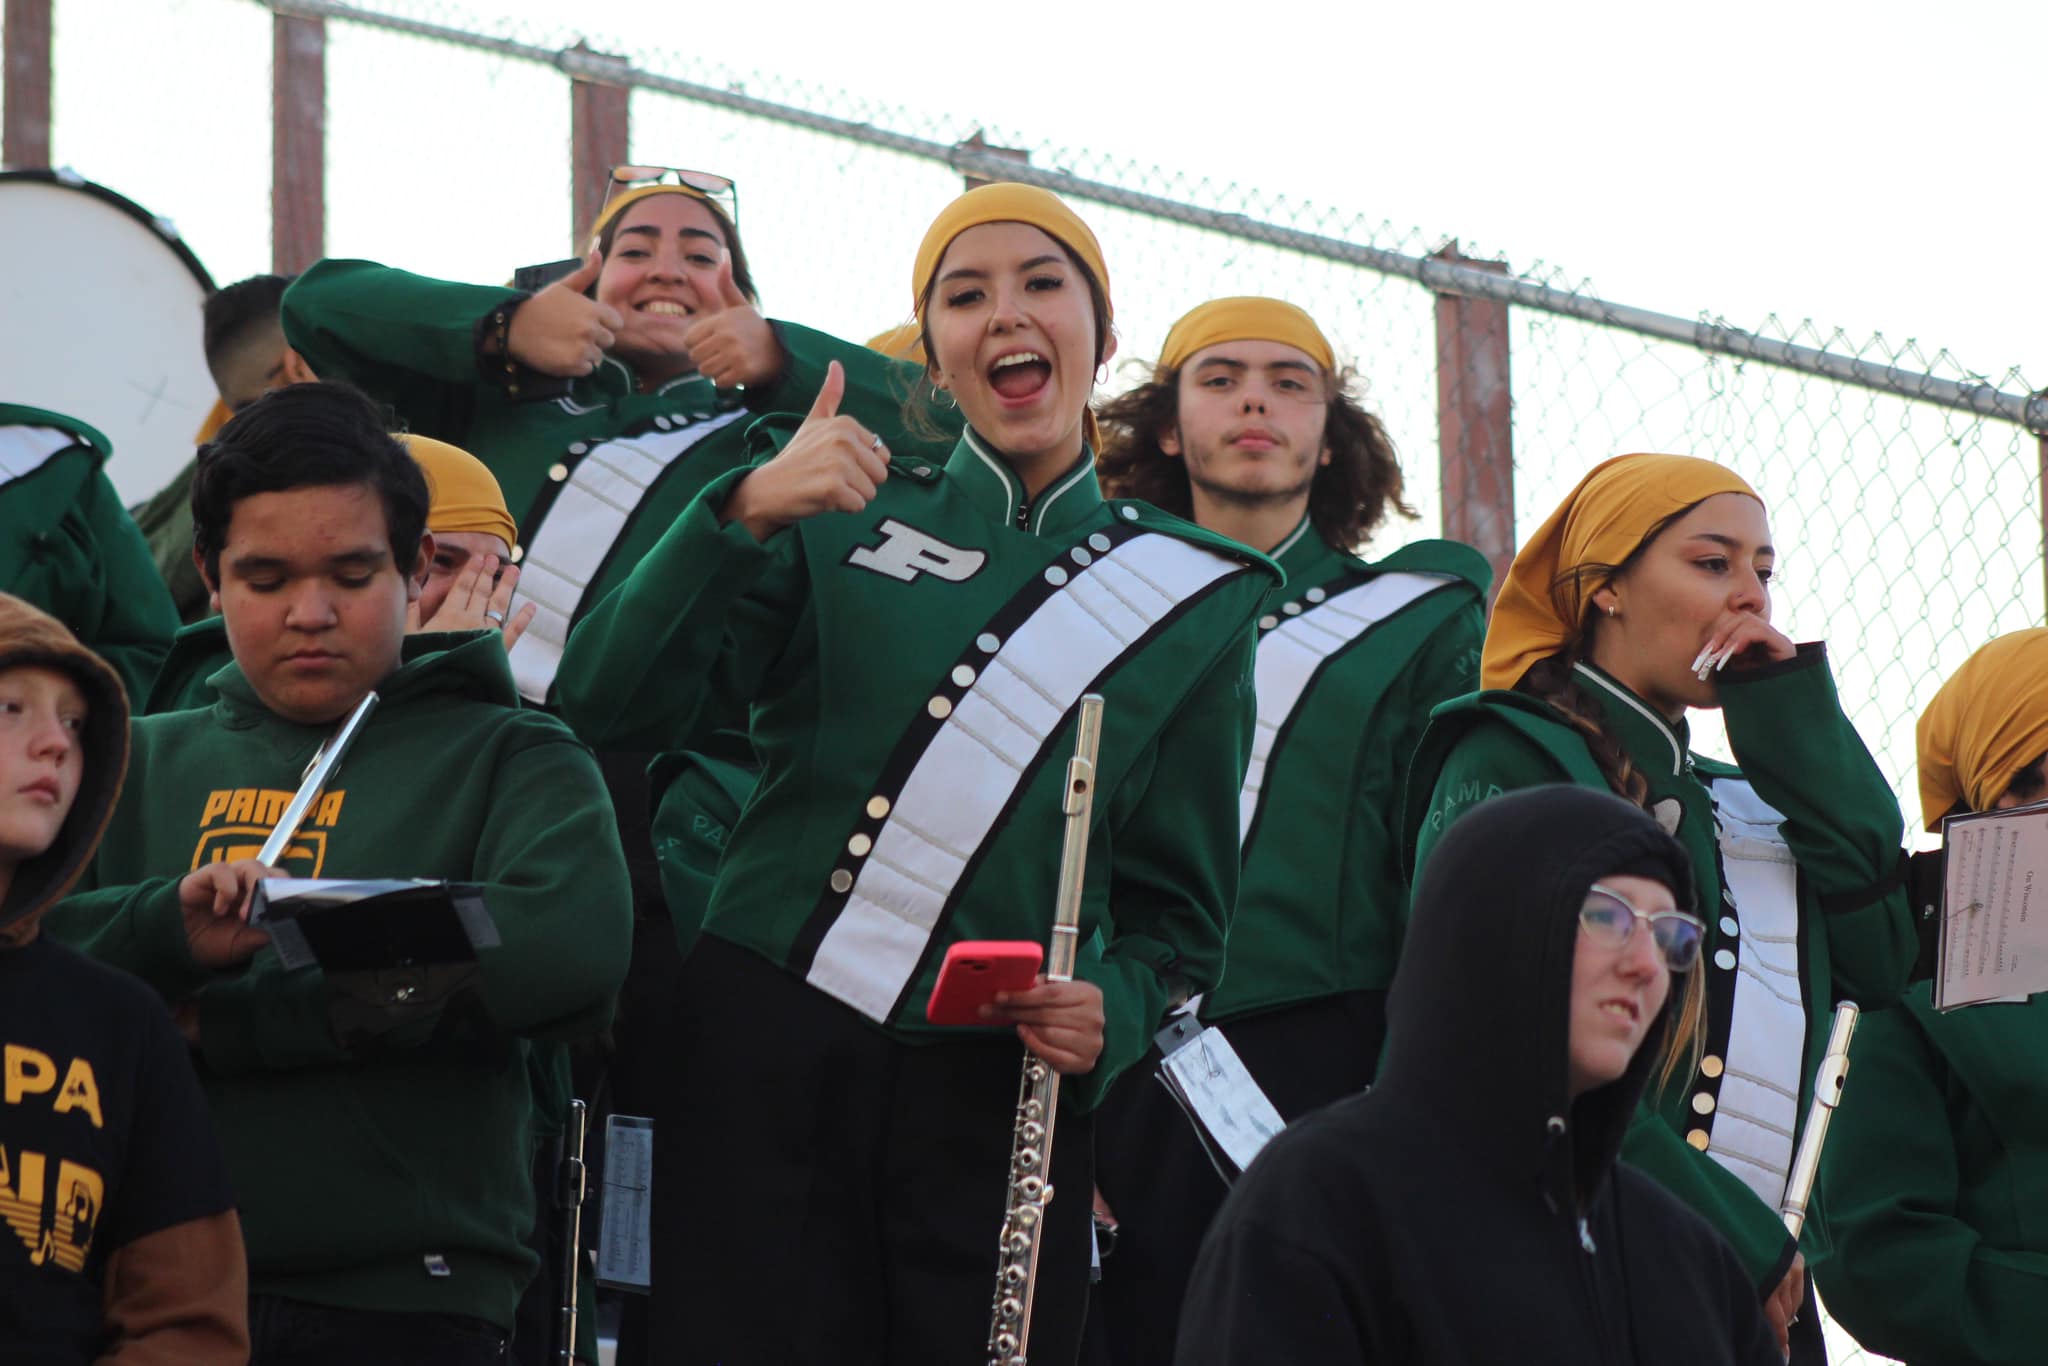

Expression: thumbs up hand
xmin=721 ymin=361 xmax=891 ymax=542
xmin=504 ymin=251 xmax=624 ymax=378
xmin=683 ymin=249 xmax=784 ymax=389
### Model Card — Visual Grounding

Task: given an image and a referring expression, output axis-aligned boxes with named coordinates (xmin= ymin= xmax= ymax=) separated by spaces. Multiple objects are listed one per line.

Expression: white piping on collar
xmin=1029 ymin=457 xmax=1092 ymax=534
xmin=1270 ymin=515 xmax=1313 ymax=559
xmin=1572 ymin=661 xmax=1685 ymax=777
xmin=963 ymin=428 xmax=1019 ymax=527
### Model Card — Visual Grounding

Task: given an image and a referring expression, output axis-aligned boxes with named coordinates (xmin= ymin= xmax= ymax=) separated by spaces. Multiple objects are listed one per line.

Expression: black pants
xmin=1085 ymin=991 xmax=1387 ymax=1366
xmin=249 ymin=1295 xmax=508 ymax=1365
xmin=650 ymin=935 xmax=1094 ymax=1366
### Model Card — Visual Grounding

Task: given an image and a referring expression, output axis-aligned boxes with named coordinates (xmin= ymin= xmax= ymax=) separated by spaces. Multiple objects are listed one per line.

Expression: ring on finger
xmin=483 ymin=609 xmax=507 ymax=625
xmin=869 ymin=433 xmax=885 ymax=453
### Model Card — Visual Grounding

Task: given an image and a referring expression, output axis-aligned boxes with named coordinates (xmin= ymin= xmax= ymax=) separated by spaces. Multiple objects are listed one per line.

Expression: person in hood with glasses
xmin=1179 ymin=785 xmax=1779 ymax=1366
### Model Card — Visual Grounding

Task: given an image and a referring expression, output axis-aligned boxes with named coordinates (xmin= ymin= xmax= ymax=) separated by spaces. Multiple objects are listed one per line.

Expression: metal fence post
xmin=957 ymin=130 xmax=1028 ymax=191
xmin=1432 ymin=241 xmax=1514 ymax=597
xmin=3 ymin=0 xmax=53 ymax=168
xmin=568 ymin=42 xmax=629 ymax=251
xmin=272 ymin=9 xmax=326 ymax=273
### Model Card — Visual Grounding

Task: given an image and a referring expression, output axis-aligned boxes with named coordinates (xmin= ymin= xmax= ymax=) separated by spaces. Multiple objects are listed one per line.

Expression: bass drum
xmin=0 ymin=168 xmax=217 ymax=505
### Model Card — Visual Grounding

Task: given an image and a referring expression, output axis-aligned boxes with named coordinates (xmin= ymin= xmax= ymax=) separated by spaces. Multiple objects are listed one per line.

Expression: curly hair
xmin=1094 ymin=361 xmax=1414 ymax=549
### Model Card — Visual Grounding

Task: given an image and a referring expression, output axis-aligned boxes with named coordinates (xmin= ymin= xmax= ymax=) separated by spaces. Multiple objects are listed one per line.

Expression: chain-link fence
xmin=23 ymin=1 xmax=2048 ymax=1359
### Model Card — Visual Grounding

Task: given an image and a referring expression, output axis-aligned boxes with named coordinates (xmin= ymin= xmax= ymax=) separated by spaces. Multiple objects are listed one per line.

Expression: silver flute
xmin=1780 ymin=1000 xmax=1859 ymax=1239
xmin=257 ymin=691 xmax=379 ymax=866
xmin=987 ymin=693 xmax=1104 ymax=1366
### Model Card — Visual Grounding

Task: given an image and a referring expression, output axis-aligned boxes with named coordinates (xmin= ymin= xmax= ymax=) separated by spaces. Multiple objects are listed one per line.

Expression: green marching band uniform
xmin=0 ymin=404 xmax=179 ymax=703
xmin=1815 ymin=986 xmax=2048 ymax=1364
xmin=1202 ymin=520 xmax=1488 ymax=1024
xmin=1813 ymin=625 xmax=2048 ymax=1366
xmin=280 ymin=260 xmax=953 ymax=708
xmin=1406 ymin=649 xmax=1916 ymax=1287
xmin=557 ymin=423 xmax=1280 ymax=1106
xmin=46 ymin=634 xmax=633 ymax=1334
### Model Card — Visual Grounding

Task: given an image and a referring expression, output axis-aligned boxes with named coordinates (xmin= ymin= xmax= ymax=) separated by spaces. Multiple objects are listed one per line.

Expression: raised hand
xmin=1692 ymin=608 xmax=1798 ymax=681
xmin=176 ymin=859 xmax=279 ymax=968
xmin=504 ymin=252 xmax=624 ymax=378
xmin=682 ymin=250 xmax=784 ymax=389
xmin=409 ymin=554 xmax=538 ymax=648
xmin=721 ymin=361 xmax=890 ymax=542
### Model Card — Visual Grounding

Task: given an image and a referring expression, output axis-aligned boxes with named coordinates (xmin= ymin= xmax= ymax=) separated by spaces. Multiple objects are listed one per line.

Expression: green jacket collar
xmin=1269 ymin=514 xmax=1333 ymax=577
xmin=581 ymin=357 xmax=720 ymax=405
xmin=945 ymin=429 xmax=1102 ymax=537
xmin=1571 ymin=660 xmax=1692 ymax=780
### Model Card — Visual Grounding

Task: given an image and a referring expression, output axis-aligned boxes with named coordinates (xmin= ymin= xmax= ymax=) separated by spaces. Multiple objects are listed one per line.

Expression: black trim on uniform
xmin=787 ymin=522 xmax=1147 ymax=975
xmin=1814 ymin=846 xmax=1912 ymax=917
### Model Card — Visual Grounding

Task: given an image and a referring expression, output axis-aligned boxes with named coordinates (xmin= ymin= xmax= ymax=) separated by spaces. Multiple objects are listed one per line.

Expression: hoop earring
xmin=1095 ymin=362 xmax=1109 ymax=385
xmin=936 ymin=387 xmax=958 ymax=411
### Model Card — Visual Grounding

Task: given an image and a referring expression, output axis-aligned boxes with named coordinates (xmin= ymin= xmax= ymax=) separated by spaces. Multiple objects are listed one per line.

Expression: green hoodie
xmin=1405 ymin=647 xmax=1916 ymax=1288
xmin=0 ymin=405 xmax=180 ymax=703
xmin=47 ymin=632 xmax=633 ymax=1329
xmin=281 ymin=261 xmax=957 ymax=707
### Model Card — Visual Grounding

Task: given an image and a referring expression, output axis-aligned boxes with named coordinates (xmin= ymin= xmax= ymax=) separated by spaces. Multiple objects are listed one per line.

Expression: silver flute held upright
xmin=257 ymin=691 xmax=379 ymax=866
xmin=987 ymin=693 xmax=1104 ymax=1366
xmin=1780 ymin=1000 xmax=1859 ymax=1239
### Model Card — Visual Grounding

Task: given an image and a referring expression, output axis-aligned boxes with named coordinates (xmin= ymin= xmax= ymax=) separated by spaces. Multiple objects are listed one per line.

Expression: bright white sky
xmin=31 ymin=0 xmax=2047 ymax=379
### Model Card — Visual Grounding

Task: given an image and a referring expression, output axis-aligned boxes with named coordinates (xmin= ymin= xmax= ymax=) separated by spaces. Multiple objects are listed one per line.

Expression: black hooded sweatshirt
xmin=1176 ymin=785 xmax=1779 ymax=1366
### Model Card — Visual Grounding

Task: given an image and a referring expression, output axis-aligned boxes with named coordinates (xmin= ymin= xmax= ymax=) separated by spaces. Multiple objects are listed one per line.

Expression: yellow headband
xmin=1917 ymin=628 xmax=2048 ymax=830
xmin=398 ymin=434 xmax=517 ymax=551
xmin=586 ymin=184 xmax=718 ymax=253
xmin=1482 ymin=453 xmax=1762 ymax=691
xmin=1159 ymin=296 xmax=1336 ymax=375
xmin=911 ymin=184 xmax=1112 ymax=328
xmin=865 ymin=323 xmax=927 ymax=364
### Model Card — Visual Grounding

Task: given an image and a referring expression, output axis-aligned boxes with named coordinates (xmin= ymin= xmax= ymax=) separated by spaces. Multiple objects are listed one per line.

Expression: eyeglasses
xmin=1580 ymin=884 xmax=1705 ymax=972
xmin=600 ymin=164 xmax=740 ymax=226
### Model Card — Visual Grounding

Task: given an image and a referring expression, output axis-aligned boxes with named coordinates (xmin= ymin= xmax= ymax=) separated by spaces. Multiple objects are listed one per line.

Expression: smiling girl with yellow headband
xmin=556 ymin=183 xmax=1279 ymax=1364
xmin=1814 ymin=626 xmax=2048 ymax=1362
xmin=1404 ymin=452 xmax=1915 ymax=1365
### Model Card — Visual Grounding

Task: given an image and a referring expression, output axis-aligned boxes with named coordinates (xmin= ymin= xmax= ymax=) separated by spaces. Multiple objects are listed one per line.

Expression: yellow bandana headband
xmin=1159 ymin=297 xmax=1336 ymax=375
xmin=1917 ymin=628 xmax=2048 ymax=830
xmin=398 ymin=434 xmax=518 ymax=551
xmin=1483 ymin=453 xmax=1761 ymax=691
xmin=586 ymin=184 xmax=717 ymax=253
xmin=911 ymin=184 xmax=1111 ymax=328
xmin=865 ymin=323 xmax=927 ymax=364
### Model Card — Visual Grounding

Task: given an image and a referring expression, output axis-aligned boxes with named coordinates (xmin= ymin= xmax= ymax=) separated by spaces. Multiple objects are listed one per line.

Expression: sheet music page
xmin=1938 ymin=804 xmax=2048 ymax=1010
xmin=1158 ymin=1026 xmax=1287 ymax=1174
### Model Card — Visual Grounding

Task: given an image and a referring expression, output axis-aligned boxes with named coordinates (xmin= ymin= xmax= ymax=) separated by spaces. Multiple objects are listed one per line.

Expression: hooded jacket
xmin=0 ymin=594 xmax=248 ymax=1363
xmin=1177 ymin=785 xmax=1779 ymax=1366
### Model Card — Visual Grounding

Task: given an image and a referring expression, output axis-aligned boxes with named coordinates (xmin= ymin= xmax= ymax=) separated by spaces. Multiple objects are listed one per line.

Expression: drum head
xmin=0 ymin=170 xmax=216 ymax=505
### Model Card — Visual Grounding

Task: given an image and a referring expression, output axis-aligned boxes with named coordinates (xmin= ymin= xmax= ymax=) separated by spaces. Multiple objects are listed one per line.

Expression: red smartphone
xmin=925 ymin=940 xmax=1044 ymax=1025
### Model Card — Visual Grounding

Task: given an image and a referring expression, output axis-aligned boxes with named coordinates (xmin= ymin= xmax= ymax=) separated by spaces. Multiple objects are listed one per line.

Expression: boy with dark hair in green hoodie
xmin=0 ymin=593 xmax=248 ymax=1363
xmin=49 ymin=382 xmax=633 ymax=1364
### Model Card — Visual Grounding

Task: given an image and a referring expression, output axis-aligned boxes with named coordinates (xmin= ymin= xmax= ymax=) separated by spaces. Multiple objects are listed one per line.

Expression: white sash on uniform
xmin=507 ymin=411 xmax=748 ymax=703
xmin=1701 ymin=776 xmax=1807 ymax=1209
xmin=805 ymin=531 xmax=1248 ymax=1022
xmin=1240 ymin=571 xmax=1452 ymax=844
xmin=0 ymin=427 xmax=77 ymax=488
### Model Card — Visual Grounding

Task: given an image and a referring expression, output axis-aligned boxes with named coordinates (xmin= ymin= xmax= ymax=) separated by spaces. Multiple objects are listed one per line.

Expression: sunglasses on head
xmin=1580 ymin=883 xmax=1705 ymax=972
xmin=600 ymin=164 xmax=740 ymax=226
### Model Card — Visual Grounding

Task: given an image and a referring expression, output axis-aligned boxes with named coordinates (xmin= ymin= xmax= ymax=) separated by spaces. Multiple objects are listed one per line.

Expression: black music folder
xmin=249 ymin=879 xmax=499 ymax=973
